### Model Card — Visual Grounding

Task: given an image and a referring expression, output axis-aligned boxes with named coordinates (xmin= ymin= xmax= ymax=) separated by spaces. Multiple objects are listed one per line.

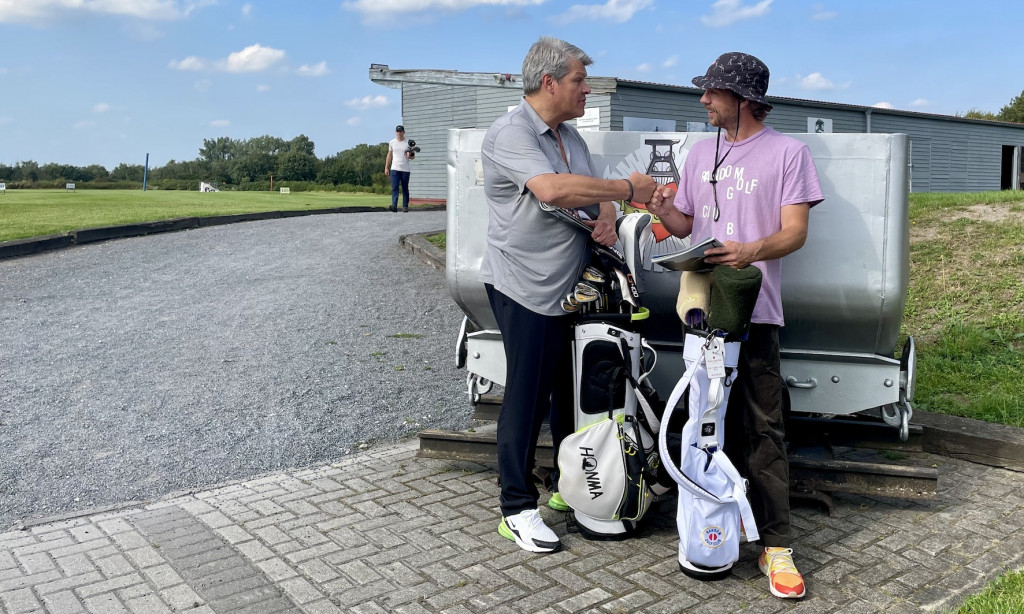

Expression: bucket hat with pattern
xmin=692 ymin=52 xmax=772 ymax=109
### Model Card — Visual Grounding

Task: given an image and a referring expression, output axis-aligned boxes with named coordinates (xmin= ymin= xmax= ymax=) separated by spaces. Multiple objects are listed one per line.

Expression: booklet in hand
xmin=651 ymin=237 xmax=724 ymax=271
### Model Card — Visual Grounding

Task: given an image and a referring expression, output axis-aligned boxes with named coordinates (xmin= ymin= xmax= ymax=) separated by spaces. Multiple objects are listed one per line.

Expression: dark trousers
xmin=723 ymin=324 xmax=791 ymax=547
xmin=390 ymin=170 xmax=410 ymax=209
xmin=486 ymin=284 xmax=574 ymax=516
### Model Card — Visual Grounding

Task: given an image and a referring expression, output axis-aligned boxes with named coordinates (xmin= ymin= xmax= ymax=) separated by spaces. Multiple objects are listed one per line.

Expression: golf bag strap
xmin=617 ymin=338 xmax=662 ymax=435
xmin=656 ymin=358 xmax=720 ymax=499
xmin=711 ymin=448 xmax=760 ymax=543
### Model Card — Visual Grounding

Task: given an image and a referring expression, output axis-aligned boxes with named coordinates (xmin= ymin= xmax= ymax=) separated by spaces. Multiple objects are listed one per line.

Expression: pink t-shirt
xmin=673 ymin=127 xmax=823 ymax=326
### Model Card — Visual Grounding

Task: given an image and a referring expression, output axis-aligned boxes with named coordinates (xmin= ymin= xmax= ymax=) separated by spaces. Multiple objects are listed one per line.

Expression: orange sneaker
xmin=758 ymin=547 xmax=806 ymax=599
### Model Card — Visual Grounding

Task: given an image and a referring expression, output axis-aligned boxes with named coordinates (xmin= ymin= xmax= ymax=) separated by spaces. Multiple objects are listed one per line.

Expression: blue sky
xmin=0 ymin=0 xmax=1020 ymax=170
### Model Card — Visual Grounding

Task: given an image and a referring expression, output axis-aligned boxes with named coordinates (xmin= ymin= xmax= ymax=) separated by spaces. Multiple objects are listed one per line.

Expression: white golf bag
xmin=557 ymin=319 xmax=665 ymax=539
xmin=658 ymin=332 xmax=760 ymax=578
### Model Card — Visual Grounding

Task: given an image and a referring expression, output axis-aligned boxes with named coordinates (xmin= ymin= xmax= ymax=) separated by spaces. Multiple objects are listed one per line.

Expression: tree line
xmin=963 ymin=89 xmax=1024 ymax=123
xmin=0 ymin=134 xmax=390 ymax=192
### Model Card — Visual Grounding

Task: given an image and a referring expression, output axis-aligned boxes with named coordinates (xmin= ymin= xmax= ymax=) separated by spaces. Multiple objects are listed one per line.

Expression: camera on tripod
xmin=406 ymin=140 xmax=421 ymax=160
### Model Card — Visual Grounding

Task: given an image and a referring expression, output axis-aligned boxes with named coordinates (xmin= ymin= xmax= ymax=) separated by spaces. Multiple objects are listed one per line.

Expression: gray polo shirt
xmin=479 ymin=99 xmax=595 ymax=316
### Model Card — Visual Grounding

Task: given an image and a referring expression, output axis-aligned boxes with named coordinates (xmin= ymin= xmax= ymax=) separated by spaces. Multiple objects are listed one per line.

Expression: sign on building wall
xmin=808 ymin=117 xmax=833 ymax=133
xmin=623 ymin=117 xmax=677 ymax=132
xmin=576 ymin=107 xmax=600 ymax=131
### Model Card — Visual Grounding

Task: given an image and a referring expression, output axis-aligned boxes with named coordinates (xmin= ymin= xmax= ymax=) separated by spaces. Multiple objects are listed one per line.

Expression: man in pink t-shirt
xmin=648 ymin=52 xmax=823 ymax=600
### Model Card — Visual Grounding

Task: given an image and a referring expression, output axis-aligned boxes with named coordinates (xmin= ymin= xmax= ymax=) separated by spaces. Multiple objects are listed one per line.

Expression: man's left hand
xmin=584 ymin=217 xmax=618 ymax=246
xmin=704 ymin=240 xmax=761 ymax=269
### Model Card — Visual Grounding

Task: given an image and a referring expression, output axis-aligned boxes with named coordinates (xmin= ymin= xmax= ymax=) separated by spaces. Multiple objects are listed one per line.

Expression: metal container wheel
xmin=881 ymin=336 xmax=916 ymax=441
xmin=466 ymin=372 xmax=493 ymax=404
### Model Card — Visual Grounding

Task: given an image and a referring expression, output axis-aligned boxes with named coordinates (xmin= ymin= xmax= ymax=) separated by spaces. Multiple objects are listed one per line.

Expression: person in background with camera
xmin=385 ymin=124 xmax=413 ymax=212
xmin=646 ymin=52 xmax=823 ymax=599
xmin=480 ymin=36 xmax=657 ymax=554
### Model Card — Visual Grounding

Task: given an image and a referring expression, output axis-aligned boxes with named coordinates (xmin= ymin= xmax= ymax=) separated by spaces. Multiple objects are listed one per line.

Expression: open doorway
xmin=1000 ymin=145 xmax=1021 ymax=190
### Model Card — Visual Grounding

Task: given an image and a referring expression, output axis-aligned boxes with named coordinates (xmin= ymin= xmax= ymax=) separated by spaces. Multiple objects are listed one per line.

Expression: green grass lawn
xmin=0 ymin=189 xmax=392 ymax=242
xmin=903 ymin=193 xmax=1024 ymax=428
xmin=955 ymin=569 xmax=1024 ymax=614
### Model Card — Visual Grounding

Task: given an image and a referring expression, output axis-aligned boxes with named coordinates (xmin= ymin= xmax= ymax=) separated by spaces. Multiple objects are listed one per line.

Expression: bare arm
xmin=384 ymin=150 xmax=393 ymax=173
xmin=704 ymin=203 xmax=811 ymax=268
xmin=526 ymin=171 xmax=656 ymax=210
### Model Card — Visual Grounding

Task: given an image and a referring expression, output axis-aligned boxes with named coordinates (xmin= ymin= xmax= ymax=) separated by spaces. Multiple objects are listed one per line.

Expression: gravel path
xmin=0 ymin=211 xmax=474 ymax=529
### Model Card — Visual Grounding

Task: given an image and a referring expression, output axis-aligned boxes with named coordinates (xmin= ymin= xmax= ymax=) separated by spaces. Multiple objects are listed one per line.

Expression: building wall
xmin=401 ymin=83 xmax=611 ymax=198
xmin=613 ymin=83 xmax=1024 ymax=193
xmin=609 ymin=88 xmax=707 ymax=131
xmin=397 ymin=79 xmax=1024 ymax=197
xmin=867 ymin=112 xmax=1024 ymax=193
xmin=400 ymin=82 xmax=524 ymax=199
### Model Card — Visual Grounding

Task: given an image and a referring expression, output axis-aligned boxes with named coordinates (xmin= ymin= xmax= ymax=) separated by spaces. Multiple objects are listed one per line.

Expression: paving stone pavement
xmin=2 ymin=434 xmax=1023 ymax=614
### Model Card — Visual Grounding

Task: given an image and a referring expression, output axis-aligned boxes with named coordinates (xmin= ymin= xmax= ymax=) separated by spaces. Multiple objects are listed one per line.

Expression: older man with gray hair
xmin=480 ymin=36 xmax=657 ymax=554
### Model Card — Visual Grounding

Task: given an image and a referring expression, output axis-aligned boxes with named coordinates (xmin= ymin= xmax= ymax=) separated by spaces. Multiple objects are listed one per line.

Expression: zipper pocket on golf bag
xmin=617 ymin=415 xmax=653 ymax=521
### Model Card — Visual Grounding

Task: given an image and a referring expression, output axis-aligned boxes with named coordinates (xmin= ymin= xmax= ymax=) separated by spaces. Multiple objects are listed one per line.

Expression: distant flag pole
xmin=143 ymin=153 xmax=149 ymax=191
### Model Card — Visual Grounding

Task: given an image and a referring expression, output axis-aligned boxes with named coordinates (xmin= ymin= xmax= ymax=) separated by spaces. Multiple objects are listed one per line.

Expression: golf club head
xmin=612 ymin=268 xmax=639 ymax=308
xmin=615 ymin=212 xmax=655 ymax=294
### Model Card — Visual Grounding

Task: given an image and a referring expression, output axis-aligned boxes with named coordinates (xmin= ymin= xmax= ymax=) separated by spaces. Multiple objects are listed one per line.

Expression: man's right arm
xmin=384 ymin=149 xmax=392 ymax=173
xmin=526 ymin=171 xmax=656 ymax=210
xmin=488 ymin=123 xmax=656 ymax=209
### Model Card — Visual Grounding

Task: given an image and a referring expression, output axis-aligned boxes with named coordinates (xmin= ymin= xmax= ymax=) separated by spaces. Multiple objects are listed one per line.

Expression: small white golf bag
xmin=658 ymin=332 xmax=760 ymax=579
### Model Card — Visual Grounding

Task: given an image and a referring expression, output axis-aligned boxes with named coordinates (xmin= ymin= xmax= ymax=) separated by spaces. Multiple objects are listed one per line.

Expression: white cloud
xmin=74 ymin=120 xmax=97 ymax=130
xmin=635 ymin=63 xmax=651 ymax=73
xmin=0 ymin=67 xmax=10 ymax=75
xmin=343 ymin=0 xmax=547 ymax=24
xmin=241 ymin=3 xmax=253 ymax=16
xmin=169 ymin=44 xmax=287 ymax=73
xmin=169 ymin=56 xmax=206 ymax=71
xmin=811 ymin=10 xmax=836 ymax=21
xmin=296 ymin=61 xmax=329 ymax=77
xmin=662 ymin=55 xmax=678 ymax=68
xmin=346 ymin=117 xmax=362 ymax=126
xmin=0 ymin=0 xmax=215 ymax=24
xmin=795 ymin=72 xmax=845 ymax=91
xmin=224 ymin=44 xmax=286 ymax=72
xmin=210 ymin=119 xmax=230 ymax=127
xmin=346 ymin=95 xmax=389 ymax=110
xmin=92 ymin=103 xmax=110 ymax=113
xmin=873 ymin=102 xmax=895 ymax=109
xmin=551 ymin=0 xmax=653 ymax=24
xmin=701 ymin=0 xmax=773 ymax=27
xmin=911 ymin=98 xmax=930 ymax=108
xmin=257 ymin=84 xmax=271 ymax=92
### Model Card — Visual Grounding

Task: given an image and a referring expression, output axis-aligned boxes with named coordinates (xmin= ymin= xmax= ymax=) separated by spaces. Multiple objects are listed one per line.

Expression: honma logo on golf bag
xmin=579 ymin=447 xmax=604 ymax=499
xmin=701 ymin=526 xmax=725 ymax=548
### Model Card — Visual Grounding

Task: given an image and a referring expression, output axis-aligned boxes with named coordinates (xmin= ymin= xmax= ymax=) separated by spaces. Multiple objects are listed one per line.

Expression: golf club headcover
xmin=676 ymin=271 xmax=712 ymax=328
xmin=708 ymin=265 xmax=763 ymax=339
xmin=615 ymin=212 xmax=654 ymax=292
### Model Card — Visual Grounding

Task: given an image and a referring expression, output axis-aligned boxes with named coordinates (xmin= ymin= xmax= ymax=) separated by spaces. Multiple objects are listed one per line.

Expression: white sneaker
xmin=498 ymin=509 xmax=561 ymax=553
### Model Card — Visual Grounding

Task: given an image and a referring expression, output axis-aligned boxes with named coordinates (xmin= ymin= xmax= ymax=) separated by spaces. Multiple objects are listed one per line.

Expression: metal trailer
xmin=448 ymin=130 xmax=916 ymax=440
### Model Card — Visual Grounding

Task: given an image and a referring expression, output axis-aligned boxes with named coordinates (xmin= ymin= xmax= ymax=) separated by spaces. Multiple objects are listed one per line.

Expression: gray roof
xmin=369 ymin=64 xmax=1022 ymax=129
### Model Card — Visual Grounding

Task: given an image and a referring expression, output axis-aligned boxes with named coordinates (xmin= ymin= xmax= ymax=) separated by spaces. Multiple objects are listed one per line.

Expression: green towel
xmin=708 ymin=265 xmax=763 ymax=338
